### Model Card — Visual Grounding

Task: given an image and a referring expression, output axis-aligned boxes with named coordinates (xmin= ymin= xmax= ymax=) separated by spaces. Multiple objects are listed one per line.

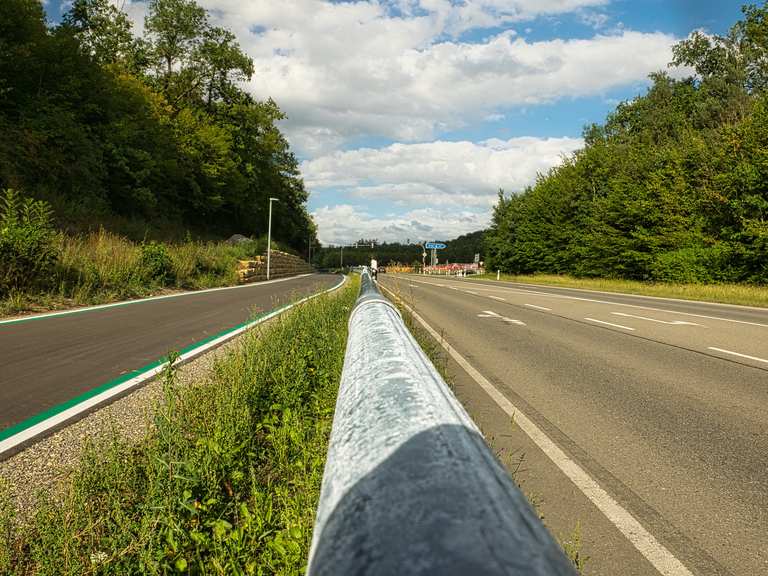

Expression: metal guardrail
xmin=307 ymin=269 xmax=577 ymax=575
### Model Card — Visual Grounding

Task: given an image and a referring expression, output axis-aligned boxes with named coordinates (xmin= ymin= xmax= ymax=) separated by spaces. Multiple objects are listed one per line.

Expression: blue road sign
xmin=425 ymin=242 xmax=446 ymax=249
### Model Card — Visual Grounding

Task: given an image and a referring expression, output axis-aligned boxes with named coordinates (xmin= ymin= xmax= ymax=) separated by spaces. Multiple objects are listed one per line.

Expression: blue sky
xmin=44 ymin=0 xmax=748 ymax=243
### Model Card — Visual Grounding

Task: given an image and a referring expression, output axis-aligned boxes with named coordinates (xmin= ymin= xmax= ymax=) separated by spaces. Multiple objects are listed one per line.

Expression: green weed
xmin=562 ymin=521 xmax=589 ymax=574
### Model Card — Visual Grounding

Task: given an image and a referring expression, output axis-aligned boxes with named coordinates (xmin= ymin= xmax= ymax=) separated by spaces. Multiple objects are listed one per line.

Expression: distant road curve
xmin=0 ymin=273 xmax=342 ymax=458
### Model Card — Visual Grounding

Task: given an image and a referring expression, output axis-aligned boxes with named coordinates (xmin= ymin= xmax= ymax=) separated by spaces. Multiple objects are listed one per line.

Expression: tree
xmin=144 ymin=0 xmax=207 ymax=97
xmin=199 ymin=27 xmax=254 ymax=107
xmin=62 ymin=0 xmax=141 ymax=69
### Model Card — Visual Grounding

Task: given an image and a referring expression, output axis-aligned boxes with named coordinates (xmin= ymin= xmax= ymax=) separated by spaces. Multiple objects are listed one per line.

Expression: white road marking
xmin=502 ymin=317 xmax=526 ymax=326
xmin=464 ymin=290 xmax=478 ymax=295
xmin=612 ymin=312 xmax=701 ymax=326
xmin=0 ymin=276 xmax=349 ymax=457
xmin=707 ymin=347 xmax=768 ymax=365
xmin=409 ymin=284 xmax=419 ymax=288
xmin=525 ymin=304 xmax=551 ymax=311
xmin=381 ymin=287 xmax=694 ymax=576
xmin=490 ymin=296 xmax=507 ymax=301
xmin=478 ymin=310 xmax=500 ymax=318
xmin=585 ymin=318 xmax=635 ymax=331
xmin=0 ymin=273 xmax=316 ymax=326
xmin=402 ymin=276 xmax=768 ymax=328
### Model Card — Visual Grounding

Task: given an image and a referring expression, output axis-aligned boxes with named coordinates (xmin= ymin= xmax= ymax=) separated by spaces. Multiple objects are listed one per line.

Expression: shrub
xmin=0 ymin=189 xmax=59 ymax=295
xmin=649 ymin=244 xmax=735 ymax=284
xmin=140 ymin=241 xmax=175 ymax=284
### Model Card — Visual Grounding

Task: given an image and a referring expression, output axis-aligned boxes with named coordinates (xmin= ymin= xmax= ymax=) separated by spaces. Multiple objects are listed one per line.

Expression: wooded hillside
xmin=0 ymin=0 xmax=316 ymax=250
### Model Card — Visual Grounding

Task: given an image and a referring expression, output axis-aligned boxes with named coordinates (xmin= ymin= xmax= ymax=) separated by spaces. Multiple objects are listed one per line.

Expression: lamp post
xmin=267 ymin=197 xmax=279 ymax=280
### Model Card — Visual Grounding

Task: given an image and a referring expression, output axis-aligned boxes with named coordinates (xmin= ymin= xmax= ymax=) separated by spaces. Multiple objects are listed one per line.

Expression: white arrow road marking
xmin=585 ymin=318 xmax=635 ymax=331
xmin=525 ymin=304 xmax=551 ymax=311
xmin=478 ymin=310 xmax=525 ymax=325
xmin=478 ymin=310 xmax=500 ymax=318
xmin=612 ymin=312 xmax=701 ymax=326
xmin=708 ymin=347 xmax=768 ymax=364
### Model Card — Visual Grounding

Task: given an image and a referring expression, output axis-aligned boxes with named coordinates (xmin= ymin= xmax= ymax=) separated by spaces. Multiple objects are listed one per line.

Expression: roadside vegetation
xmin=0 ymin=276 xmax=356 ymax=574
xmin=0 ymin=190 xmax=295 ymax=317
xmin=312 ymin=231 xmax=483 ymax=269
xmin=478 ymin=273 xmax=768 ymax=308
xmin=484 ymin=4 xmax=768 ymax=287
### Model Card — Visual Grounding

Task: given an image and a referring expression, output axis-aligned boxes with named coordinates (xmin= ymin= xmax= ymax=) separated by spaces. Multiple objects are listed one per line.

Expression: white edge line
xmin=584 ymin=317 xmax=636 ymax=331
xmin=707 ymin=347 xmax=768 ymax=364
xmin=0 ymin=275 xmax=347 ymax=456
xmin=380 ymin=285 xmax=693 ymax=576
xmin=0 ymin=273 xmax=316 ymax=326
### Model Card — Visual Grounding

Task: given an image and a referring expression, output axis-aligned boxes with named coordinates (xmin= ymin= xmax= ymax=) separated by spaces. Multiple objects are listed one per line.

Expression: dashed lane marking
xmin=585 ymin=318 xmax=635 ymax=331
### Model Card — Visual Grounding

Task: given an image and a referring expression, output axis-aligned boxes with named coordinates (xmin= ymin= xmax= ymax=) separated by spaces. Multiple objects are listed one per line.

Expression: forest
xmin=0 ymin=0 xmax=315 ymax=249
xmin=312 ymin=230 xmax=485 ymax=269
xmin=484 ymin=3 xmax=768 ymax=284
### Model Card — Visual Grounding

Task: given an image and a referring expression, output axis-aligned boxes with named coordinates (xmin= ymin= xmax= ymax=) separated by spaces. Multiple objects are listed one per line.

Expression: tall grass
xmin=478 ymin=273 xmax=768 ymax=308
xmin=0 ymin=277 xmax=357 ymax=575
xmin=0 ymin=230 xmax=296 ymax=316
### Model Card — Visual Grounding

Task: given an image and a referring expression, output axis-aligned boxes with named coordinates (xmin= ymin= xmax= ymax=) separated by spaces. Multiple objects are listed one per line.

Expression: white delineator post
xmin=267 ymin=197 xmax=279 ymax=280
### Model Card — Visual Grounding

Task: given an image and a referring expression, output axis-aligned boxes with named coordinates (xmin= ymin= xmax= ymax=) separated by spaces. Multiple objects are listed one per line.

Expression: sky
xmin=44 ymin=0 xmax=747 ymax=244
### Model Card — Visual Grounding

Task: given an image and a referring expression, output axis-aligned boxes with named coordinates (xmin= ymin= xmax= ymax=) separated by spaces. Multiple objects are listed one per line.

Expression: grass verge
xmin=0 ymin=276 xmax=357 ymax=575
xmin=0 ymin=229 xmax=297 ymax=318
xmin=477 ymin=273 xmax=768 ymax=308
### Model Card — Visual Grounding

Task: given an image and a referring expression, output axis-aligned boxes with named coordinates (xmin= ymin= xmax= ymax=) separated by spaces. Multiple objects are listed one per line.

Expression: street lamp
xmin=267 ymin=197 xmax=279 ymax=280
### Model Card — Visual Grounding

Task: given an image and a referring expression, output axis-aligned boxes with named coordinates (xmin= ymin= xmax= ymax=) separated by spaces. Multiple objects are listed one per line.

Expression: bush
xmin=140 ymin=241 xmax=175 ymax=284
xmin=649 ymin=244 xmax=735 ymax=284
xmin=0 ymin=189 xmax=59 ymax=295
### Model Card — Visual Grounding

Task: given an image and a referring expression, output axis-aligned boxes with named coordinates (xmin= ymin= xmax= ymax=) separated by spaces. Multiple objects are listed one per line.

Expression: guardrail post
xmin=307 ymin=269 xmax=577 ymax=575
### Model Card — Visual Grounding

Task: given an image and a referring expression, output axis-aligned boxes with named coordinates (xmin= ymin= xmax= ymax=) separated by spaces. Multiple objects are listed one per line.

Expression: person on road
xmin=370 ymin=258 xmax=378 ymax=280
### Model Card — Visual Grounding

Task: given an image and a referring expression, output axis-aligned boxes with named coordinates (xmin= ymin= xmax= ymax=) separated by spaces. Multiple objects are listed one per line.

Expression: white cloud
xmin=303 ymin=136 xmax=583 ymax=200
xmin=312 ymin=204 xmax=490 ymax=244
xmin=112 ymin=0 xmax=681 ymax=243
xmin=164 ymin=0 xmax=679 ymax=154
xmin=305 ymin=136 xmax=583 ymax=242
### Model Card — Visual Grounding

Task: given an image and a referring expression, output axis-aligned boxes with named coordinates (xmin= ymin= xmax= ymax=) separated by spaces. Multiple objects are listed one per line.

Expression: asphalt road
xmin=380 ymin=274 xmax=767 ymax=576
xmin=0 ymin=274 xmax=339 ymax=436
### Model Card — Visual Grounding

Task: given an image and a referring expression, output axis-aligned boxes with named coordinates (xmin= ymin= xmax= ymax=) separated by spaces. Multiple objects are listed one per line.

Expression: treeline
xmin=0 ymin=0 xmax=315 ymax=249
xmin=313 ymin=230 xmax=485 ymax=268
xmin=485 ymin=3 xmax=768 ymax=284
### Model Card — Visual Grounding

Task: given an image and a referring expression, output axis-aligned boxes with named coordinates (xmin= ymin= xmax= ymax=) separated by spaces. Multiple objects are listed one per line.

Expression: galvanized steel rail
xmin=307 ymin=270 xmax=577 ymax=575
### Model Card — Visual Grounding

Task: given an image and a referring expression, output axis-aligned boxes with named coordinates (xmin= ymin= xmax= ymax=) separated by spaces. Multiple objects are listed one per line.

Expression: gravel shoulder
xmin=0 ymin=324 xmax=254 ymax=518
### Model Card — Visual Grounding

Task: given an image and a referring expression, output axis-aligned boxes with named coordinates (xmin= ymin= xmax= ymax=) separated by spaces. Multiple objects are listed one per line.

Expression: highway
xmin=380 ymin=274 xmax=767 ymax=576
xmin=0 ymin=274 xmax=340 ymax=452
